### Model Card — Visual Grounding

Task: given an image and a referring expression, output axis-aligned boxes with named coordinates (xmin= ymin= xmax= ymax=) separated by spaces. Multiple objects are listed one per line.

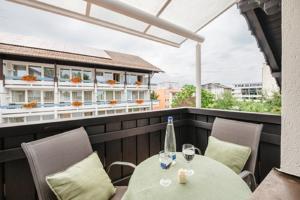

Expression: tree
xmin=201 ymin=89 xmax=215 ymax=108
xmin=150 ymin=91 xmax=159 ymax=100
xmin=171 ymin=84 xmax=215 ymax=108
xmin=211 ymin=91 xmax=237 ymax=110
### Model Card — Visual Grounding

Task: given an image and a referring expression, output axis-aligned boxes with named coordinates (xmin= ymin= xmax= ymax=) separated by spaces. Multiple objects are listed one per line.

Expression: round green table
xmin=122 ymin=154 xmax=251 ymax=200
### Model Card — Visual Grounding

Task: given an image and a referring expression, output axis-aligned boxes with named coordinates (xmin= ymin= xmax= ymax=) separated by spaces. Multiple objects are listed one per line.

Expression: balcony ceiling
xmin=239 ymin=0 xmax=282 ymax=87
xmin=7 ymin=0 xmax=237 ymax=47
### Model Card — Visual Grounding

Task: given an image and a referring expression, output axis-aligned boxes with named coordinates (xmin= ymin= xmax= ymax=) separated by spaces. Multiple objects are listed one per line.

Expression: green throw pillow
xmin=204 ymin=136 xmax=251 ymax=174
xmin=46 ymin=152 xmax=116 ymax=200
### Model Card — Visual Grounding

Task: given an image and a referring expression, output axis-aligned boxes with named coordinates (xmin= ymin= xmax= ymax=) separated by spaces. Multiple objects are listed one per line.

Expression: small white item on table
xmin=177 ymin=168 xmax=188 ymax=184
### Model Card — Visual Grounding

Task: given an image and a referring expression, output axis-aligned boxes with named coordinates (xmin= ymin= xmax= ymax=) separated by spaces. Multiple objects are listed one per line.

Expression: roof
xmin=0 ymin=34 xmax=162 ymax=73
xmin=239 ymin=0 xmax=281 ymax=87
xmin=7 ymin=0 xmax=236 ymax=47
xmin=202 ymin=83 xmax=232 ymax=89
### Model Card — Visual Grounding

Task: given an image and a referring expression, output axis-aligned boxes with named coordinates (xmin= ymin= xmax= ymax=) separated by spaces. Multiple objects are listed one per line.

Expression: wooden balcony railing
xmin=0 ymin=108 xmax=280 ymax=200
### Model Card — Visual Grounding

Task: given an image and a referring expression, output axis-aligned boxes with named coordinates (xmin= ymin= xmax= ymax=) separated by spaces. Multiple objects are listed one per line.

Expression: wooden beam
xmin=244 ymin=10 xmax=280 ymax=71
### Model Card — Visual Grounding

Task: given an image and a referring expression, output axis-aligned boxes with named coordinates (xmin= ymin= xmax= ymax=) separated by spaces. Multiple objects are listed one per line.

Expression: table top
xmin=122 ymin=153 xmax=252 ymax=200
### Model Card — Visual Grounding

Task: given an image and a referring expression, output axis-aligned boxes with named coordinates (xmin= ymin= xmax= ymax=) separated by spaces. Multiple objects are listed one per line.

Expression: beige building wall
xmin=262 ymin=63 xmax=279 ymax=97
xmin=153 ymin=88 xmax=180 ymax=110
xmin=281 ymin=0 xmax=300 ymax=176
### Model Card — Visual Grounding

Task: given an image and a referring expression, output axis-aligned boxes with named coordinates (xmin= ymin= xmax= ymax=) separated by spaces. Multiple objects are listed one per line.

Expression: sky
xmin=0 ymin=0 xmax=265 ymax=87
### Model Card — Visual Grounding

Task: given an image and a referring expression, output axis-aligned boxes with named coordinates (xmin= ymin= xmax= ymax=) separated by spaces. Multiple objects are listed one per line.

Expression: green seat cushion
xmin=204 ymin=136 xmax=251 ymax=174
xmin=46 ymin=152 xmax=116 ymax=200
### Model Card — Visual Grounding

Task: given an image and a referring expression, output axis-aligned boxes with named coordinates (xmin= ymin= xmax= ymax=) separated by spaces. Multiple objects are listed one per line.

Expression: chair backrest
xmin=210 ymin=117 xmax=263 ymax=174
xmin=21 ymin=127 xmax=93 ymax=200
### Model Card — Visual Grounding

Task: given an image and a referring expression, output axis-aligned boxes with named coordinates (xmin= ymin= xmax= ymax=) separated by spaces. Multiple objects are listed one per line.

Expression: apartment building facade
xmin=201 ymin=83 xmax=232 ymax=98
xmin=0 ymin=37 xmax=161 ymax=124
xmin=232 ymin=82 xmax=263 ymax=100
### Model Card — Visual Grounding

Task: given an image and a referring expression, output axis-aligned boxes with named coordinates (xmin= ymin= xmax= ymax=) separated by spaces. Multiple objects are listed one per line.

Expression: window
xmin=44 ymin=67 xmax=55 ymax=80
xmin=241 ymin=89 xmax=249 ymax=95
xmin=83 ymin=71 xmax=92 ymax=82
xmin=84 ymin=112 xmax=93 ymax=116
xmin=98 ymin=111 xmax=105 ymax=115
xmin=11 ymin=90 xmax=25 ymax=103
xmin=115 ymin=91 xmax=121 ymax=101
xmin=107 ymin=110 xmax=115 ymax=115
xmin=127 ymin=91 xmax=132 ymax=100
xmin=59 ymin=113 xmax=71 ymax=119
xmin=72 ymin=69 xmax=81 ymax=79
xmin=42 ymin=115 xmax=55 ymax=121
xmin=139 ymin=91 xmax=145 ymax=99
xmin=127 ymin=74 xmax=137 ymax=85
xmin=29 ymin=65 xmax=42 ymax=79
xmin=28 ymin=90 xmax=41 ymax=103
xmin=13 ymin=65 xmax=26 ymax=77
xmin=96 ymin=72 xmax=104 ymax=83
xmin=132 ymin=91 xmax=138 ymax=100
xmin=104 ymin=72 xmax=113 ymax=81
xmin=9 ymin=117 xmax=24 ymax=123
xmin=44 ymin=91 xmax=54 ymax=103
xmin=27 ymin=116 xmax=40 ymax=122
xmin=84 ymin=91 xmax=93 ymax=102
xmin=72 ymin=91 xmax=82 ymax=101
xmin=97 ymin=90 xmax=105 ymax=101
xmin=116 ymin=109 xmax=125 ymax=114
xmin=113 ymin=73 xmax=120 ymax=82
xmin=137 ymin=75 xmax=143 ymax=83
xmin=249 ymin=88 xmax=257 ymax=95
xmin=72 ymin=112 xmax=82 ymax=118
xmin=60 ymin=69 xmax=70 ymax=80
xmin=60 ymin=91 xmax=70 ymax=102
xmin=106 ymin=91 xmax=113 ymax=101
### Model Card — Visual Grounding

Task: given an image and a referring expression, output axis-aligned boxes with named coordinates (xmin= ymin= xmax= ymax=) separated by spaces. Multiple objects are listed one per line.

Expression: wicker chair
xmin=21 ymin=127 xmax=135 ymax=200
xmin=210 ymin=117 xmax=263 ymax=190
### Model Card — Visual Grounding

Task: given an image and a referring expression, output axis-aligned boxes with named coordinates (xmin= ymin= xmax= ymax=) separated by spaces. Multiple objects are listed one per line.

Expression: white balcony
xmin=4 ymin=76 xmax=54 ymax=89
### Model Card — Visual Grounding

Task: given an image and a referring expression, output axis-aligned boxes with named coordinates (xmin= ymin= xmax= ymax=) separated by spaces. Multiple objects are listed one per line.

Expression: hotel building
xmin=0 ymin=35 xmax=161 ymax=124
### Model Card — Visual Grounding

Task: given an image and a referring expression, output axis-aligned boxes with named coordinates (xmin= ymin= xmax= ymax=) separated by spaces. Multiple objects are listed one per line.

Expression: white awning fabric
xmin=7 ymin=0 xmax=237 ymax=47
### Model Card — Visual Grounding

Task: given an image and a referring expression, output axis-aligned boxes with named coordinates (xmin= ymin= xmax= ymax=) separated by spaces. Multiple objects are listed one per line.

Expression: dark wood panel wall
xmin=0 ymin=108 xmax=281 ymax=200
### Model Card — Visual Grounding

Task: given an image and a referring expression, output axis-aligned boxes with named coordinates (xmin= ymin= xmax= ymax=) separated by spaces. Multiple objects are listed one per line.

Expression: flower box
xmin=71 ymin=77 xmax=81 ymax=83
xmin=109 ymin=100 xmax=117 ymax=105
xmin=107 ymin=80 xmax=116 ymax=85
xmin=135 ymin=81 xmax=142 ymax=86
xmin=21 ymin=75 xmax=37 ymax=82
xmin=23 ymin=101 xmax=37 ymax=109
xmin=72 ymin=101 xmax=82 ymax=107
xmin=136 ymin=99 xmax=144 ymax=104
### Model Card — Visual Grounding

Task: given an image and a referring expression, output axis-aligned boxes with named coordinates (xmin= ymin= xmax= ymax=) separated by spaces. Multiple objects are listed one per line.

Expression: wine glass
xmin=159 ymin=150 xmax=172 ymax=187
xmin=182 ymin=144 xmax=195 ymax=176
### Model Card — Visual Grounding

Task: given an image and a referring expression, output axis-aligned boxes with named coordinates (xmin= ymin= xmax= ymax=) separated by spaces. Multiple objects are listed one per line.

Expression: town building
xmin=201 ymin=83 xmax=232 ymax=98
xmin=0 ymin=34 xmax=161 ymax=124
xmin=232 ymin=82 xmax=263 ymax=100
xmin=153 ymin=82 xmax=181 ymax=110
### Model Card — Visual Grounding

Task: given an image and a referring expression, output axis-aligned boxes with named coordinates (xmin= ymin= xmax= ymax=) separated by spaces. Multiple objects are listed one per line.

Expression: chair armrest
xmin=195 ymin=147 xmax=202 ymax=155
xmin=239 ymin=170 xmax=257 ymax=191
xmin=107 ymin=161 xmax=136 ymax=174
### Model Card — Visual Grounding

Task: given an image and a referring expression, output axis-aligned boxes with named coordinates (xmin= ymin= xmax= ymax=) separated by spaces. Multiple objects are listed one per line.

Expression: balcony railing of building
xmin=0 ymin=108 xmax=280 ymax=199
xmin=0 ymin=100 xmax=159 ymax=110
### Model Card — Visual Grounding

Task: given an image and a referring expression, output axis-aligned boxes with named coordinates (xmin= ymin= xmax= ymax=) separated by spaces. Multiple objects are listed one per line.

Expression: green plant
xmin=150 ymin=91 xmax=159 ymax=100
xmin=171 ymin=85 xmax=215 ymax=108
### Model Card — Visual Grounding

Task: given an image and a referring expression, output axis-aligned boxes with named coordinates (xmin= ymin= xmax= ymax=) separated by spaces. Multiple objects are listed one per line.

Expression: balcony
xmin=4 ymin=76 xmax=54 ymax=88
xmin=0 ymin=108 xmax=280 ymax=198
